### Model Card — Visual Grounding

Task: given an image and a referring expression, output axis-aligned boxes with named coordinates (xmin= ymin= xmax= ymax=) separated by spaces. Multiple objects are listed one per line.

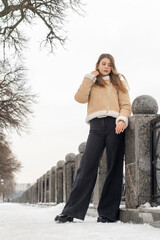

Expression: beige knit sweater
xmin=74 ymin=74 xmax=131 ymax=128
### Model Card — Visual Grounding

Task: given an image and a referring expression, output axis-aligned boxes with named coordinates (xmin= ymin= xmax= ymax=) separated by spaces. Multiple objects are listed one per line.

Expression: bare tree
xmin=0 ymin=0 xmax=84 ymax=56
xmin=0 ymin=1 xmax=84 ymax=132
xmin=0 ymin=1 xmax=84 ymax=190
xmin=3 ymin=178 xmax=16 ymax=200
xmin=0 ymin=0 xmax=84 ymax=130
xmin=0 ymin=133 xmax=22 ymax=180
xmin=0 ymin=60 xmax=36 ymax=132
xmin=0 ymin=132 xmax=22 ymax=199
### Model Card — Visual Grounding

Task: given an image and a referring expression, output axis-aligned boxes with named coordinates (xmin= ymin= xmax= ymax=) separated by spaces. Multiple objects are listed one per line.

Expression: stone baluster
xmin=125 ymin=95 xmax=159 ymax=208
xmin=56 ymin=160 xmax=65 ymax=203
xmin=49 ymin=166 xmax=56 ymax=203
xmin=65 ymin=153 xmax=76 ymax=201
xmin=44 ymin=170 xmax=50 ymax=203
xmin=73 ymin=142 xmax=86 ymax=175
xmin=33 ymin=182 xmax=38 ymax=203
xmin=40 ymin=174 xmax=45 ymax=203
xmin=37 ymin=178 xmax=41 ymax=203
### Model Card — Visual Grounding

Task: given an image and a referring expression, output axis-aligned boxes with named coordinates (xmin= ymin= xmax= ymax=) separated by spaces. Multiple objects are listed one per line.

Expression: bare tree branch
xmin=0 ymin=0 xmax=85 ymax=56
xmin=0 ymin=60 xmax=37 ymax=132
xmin=2 ymin=0 xmax=8 ymax=8
xmin=0 ymin=0 xmax=29 ymax=17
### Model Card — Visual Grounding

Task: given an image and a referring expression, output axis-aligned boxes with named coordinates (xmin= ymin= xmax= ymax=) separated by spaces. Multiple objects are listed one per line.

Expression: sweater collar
xmin=102 ymin=75 xmax=110 ymax=81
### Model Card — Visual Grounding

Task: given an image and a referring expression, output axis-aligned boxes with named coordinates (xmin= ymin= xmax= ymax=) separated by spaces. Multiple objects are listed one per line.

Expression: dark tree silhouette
xmin=0 ymin=0 xmax=84 ymax=55
xmin=0 ymin=132 xmax=22 ymax=199
xmin=0 ymin=133 xmax=22 ymax=179
xmin=0 ymin=60 xmax=36 ymax=132
xmin=0 ymin=0 xmax=84 ymax=130
xmin=0 ymin=1 xmax=84 ymax=132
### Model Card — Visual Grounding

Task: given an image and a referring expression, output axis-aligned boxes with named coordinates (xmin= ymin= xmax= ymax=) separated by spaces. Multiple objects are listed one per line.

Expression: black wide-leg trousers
xmin=62 ymin=116 xmax=125 ymax=221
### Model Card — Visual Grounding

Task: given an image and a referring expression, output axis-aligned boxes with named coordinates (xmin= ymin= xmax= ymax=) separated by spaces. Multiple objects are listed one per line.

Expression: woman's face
xmin=98 ymin=58 xmax=112 ymax=76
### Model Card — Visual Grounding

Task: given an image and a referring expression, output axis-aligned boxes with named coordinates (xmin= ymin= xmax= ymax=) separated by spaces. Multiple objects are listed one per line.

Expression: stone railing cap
xmin=46 ymin=170 xmax=51 ymax=175
xmin=65 ymin=153 xmax=76 ymax=162
xmin=78 ymin=142 xmax=86 ymax=153
xmin=51 ymin=166 xmax=56 ymax=172
xmin=132 ymin=95 xmax=158 ymax=114
xmin=57 ymin=160 xmax=65 ymax=168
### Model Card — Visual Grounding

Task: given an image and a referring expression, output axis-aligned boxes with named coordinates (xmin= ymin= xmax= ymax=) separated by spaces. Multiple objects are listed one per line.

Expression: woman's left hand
xmin=115 ymin=120 xmax=125 ymax=134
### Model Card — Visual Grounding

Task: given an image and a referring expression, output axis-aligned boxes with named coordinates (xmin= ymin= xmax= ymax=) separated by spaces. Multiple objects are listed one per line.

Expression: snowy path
xmin=0 ymin=203 xmax=160 ymax=240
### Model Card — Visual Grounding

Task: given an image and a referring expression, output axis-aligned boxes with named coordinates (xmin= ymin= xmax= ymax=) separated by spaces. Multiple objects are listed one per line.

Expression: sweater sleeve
xmin=116 ymin=81 xmax=132 ymax=128
xmin=74 ymin=74 xmax=96 ymax=103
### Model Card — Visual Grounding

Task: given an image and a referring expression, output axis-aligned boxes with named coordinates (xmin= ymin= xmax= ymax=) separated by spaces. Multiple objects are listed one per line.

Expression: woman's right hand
xmin=91 ymin=71 xmax=100 ymax=77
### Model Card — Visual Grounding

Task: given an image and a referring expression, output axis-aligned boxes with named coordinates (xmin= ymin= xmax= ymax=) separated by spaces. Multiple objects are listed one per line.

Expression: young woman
xmin=55 ymin=53 xmax=131 ymax=223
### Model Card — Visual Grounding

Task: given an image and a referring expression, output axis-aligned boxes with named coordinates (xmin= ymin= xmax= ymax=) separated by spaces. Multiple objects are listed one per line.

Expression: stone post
xmin=40 ymin=174 xmax=45 ymax=203
xmin=40 ymin=176 xmax=43 ymax=203
xmin=27 ymin=187 xmax=32 ymax=203
xmin=30 ymin=185 xmax=33 ymax=203
xmin=43 ymin=173 xmax=47 ymax=203
xmin=56 ymin=160 xmax=65 ymax=203
xmin=44 ymin=171 xmax=50 ymax=203
xmin=33 ymin=182 xmax=38 ymax=203
xmin=74 ymin=142 xmax=86 ymax=174
xmin=31 ymin=185 xmax=35 ymax=203
xmin=46 ymin=170 xmax=50 ymax=203
xmin=65 ymin=153 xmax=76 ymax=201
xmin=37 ymin=178 xmax=41 ymax=203
xmin=49 ymin=166 xmax=56 ymax=203
xmin=23 ymin=191 xmax=27 ymax=203
xmin=125 ymin=95 xmax=159 ymax=208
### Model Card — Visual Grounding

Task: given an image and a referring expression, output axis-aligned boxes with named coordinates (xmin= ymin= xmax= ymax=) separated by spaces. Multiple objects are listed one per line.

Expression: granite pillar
xmin=40 ymin=174 xmax=45 ymax=203
xmin=49 ymin=166 xmax=56 ymax=203
xmin=31 ymin=184 xmax=34 ymax=203
xmin=44 ymin=171 xmax=50 ymax=203
xmin=125 ymin=95 xmax=159 ymax=208
xmin=37 ymin=178 xmax=41 ymax=203
xmin=74 ymin=142 xmax=86 ymax=174
xmin=34 ymin=182 xmax=38 ymax=203
xmin=65 ymin=153 xmax=76 ymax=201
xmin=56 ymin=160 xmax=65 ymax=203
xmin=27 ymin=187 xmax=32 ymax=203
xmin=125 ymin=114 xmax=158 ymax=208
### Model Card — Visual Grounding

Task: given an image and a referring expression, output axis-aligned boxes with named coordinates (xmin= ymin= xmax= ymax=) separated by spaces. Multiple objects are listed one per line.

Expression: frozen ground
xmin=0 ymin=203 xmax=160 ymax=240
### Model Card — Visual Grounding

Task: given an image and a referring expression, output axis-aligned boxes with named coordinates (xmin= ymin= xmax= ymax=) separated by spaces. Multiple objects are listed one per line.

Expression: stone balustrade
xmin=12 ymin=141 xmax=109 ymax=205
xmin=12 ymin=95 xmax=160 ymax=226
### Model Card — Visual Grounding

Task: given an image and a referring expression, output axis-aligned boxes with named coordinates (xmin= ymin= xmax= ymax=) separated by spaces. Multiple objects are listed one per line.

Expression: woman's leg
xmin=61 ymin=119 xmax=106 ymax=220
xmin=97 ymin=119 xmax=125 ymax=222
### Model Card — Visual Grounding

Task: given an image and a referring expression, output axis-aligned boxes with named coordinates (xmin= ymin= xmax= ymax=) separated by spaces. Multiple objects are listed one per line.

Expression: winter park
xmin=1 ymin=0 xmax=160 ymax=239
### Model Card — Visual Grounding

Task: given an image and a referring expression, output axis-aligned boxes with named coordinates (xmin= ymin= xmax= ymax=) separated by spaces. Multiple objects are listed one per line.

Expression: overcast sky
xmin=11 ymin=0 xmax=160 ymax=183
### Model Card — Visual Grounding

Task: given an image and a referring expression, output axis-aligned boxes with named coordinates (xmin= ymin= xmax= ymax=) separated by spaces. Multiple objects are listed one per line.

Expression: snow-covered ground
xmin=0 ymin=203 xmax=160 ymax=240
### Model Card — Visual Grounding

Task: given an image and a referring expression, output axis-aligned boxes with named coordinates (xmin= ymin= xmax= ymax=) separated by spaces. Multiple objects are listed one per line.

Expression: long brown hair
xmin=95 ymin=53 xmax=128 ymax=93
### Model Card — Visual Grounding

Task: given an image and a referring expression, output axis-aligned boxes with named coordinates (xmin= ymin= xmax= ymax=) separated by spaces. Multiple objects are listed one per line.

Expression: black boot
xmin=54 ymin=214 xmax=73 ymax=223
xmin=97 ymin=216 xmax=115 ymax=223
